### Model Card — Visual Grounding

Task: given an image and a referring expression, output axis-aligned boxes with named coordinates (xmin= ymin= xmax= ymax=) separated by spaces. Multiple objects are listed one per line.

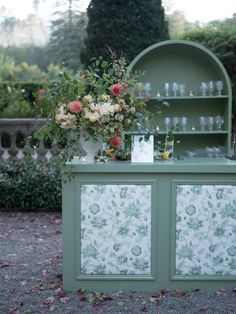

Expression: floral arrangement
xmin=36 ymin=55 xmax=150 ymax=158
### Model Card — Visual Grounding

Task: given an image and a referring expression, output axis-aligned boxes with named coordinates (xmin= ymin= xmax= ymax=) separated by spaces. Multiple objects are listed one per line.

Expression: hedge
xmin=0 ymin=158 xmax=61 ymax=211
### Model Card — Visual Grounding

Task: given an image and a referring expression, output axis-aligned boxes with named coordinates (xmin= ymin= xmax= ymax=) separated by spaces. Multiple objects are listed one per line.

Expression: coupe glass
xmin=214 ymin=115 xmax=224 ymax=130
xmin=199 ymin=116 xmax=206 ymax=131
xmin=200 ymin=82 xmax=208 ymax=96
xmin=164 ymin=82 xmax=170 ymax=97
xmin=172 ymin=82 xmax=178 ymax=97
xmin=216 ymin=80 xmax=223 ymax=96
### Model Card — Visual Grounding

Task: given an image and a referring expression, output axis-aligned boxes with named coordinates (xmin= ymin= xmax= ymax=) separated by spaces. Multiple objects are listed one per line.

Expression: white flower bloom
xmin=99 ymin=102 xmax=114 ymax=116
xmin=89 ymin=102 xmax=97 ymax=111
xmin=59 ymin=113 xmax=77 ymax=129
xmin=114 ymin=104 xmax=121 ymax=112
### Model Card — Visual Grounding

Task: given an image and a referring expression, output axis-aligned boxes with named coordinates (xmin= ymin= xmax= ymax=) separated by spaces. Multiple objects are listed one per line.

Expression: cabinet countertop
xmin=63 ymin=157 xmax=236 ymax=174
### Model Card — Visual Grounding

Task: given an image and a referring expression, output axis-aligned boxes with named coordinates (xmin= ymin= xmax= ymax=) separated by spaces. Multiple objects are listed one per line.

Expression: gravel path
xmin=0 ymin=211 xmax=236 ymax=314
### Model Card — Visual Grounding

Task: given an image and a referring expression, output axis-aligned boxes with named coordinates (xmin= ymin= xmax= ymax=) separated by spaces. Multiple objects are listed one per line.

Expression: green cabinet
xmin=62 ymin=159 xmax=236 ymax=292
xmin=129 ymin=40 xmax=232 ymax=157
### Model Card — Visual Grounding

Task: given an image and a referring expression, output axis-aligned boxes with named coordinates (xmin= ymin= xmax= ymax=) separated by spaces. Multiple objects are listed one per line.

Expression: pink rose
xmin=68 ymin=100 xmax=82 ymax=113
xmin=109 ymin=135 xmax=123 ymax=148
xmin=111 ymin=83 xmax=123 ymax=97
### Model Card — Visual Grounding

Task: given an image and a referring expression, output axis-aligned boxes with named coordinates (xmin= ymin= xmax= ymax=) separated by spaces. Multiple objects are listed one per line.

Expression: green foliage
xmin=0 ymin=158 xmax=61 ymax=210
xmin=0 ymin=45 xmax=51 ymax=71
xmin=0 ymin=51 xmax=63 ymax=118
xmin=0 ymin=82 xmax=46 ymax=118
xmin=181 ymin=15 xmax=236 ymax=87
xmin=82 ymin=0 xmax=169 ymax=66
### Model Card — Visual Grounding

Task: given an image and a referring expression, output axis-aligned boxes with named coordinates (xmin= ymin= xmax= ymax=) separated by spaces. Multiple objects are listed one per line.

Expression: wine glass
xmin=180 ymin=117 xmax=188 ymax=132
xmin=179 ymin=83 xmax=186 ymax=97
xmin=208 ymin=81 xmax=215 ymax=96
xmin=164 ymin=82 xmax=170 ymax=97
xmin=199 ymin=116 xmax=206 ymax=131
xmin=200 ymin=82 xmax=208 ymax=96
xmin=214 ymin=115 xmax=224 ymax=130
xmin=172 ymin=82 xmax=178 ymax=97
xmin=163 ymin=117 xmax=171 ymax=132
xmin=216 ymin=80 xmax=223 ymax=96
xmin=172 ymin=117 xmax=180 ymax=131
xmin=144 ymin=82 xmax=152 ymax=97
xmin=206 ymin=116 xmax=214 ymax=131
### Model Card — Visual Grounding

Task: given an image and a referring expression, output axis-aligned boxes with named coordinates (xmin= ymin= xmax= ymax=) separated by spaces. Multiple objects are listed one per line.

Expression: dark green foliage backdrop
xmin=0 ymin=158 xmax=62 ymax=210
xmin=82 ymin=0 xmax=169 ymax=65
xmin=181 ymin=16 xmax=236 ymax=89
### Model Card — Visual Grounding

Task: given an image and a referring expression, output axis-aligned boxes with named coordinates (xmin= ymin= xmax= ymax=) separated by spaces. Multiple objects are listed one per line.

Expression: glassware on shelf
xmin=163 ymin=117 xmax=171 ymax=132
xmin=180 ymin=117 xmax=188 ymax=131
xmin=172 ymin=82 xmax=178 ymax=97
xmin=144 ymin=82 xmax=152 ymax=96
xmin=200 ymin=82 xmax=208 ymax=96
xmin=164 ymin=82 xmax=170 ymax=97
xmin=172 ymin=117 xmax=180 ymax=131
xmin=206 ymin=116 xmax=214 ymax=131
xmin=199 ymin=116 xmax=206 ymax=131
xmin=179 ymin=83 xmax=186 ymax=97
xmin=216 ymin=80 xmax=223 ymax=95
xmin=214 ymin=115 xmax=224 ymax=130
xmin=208 ymin=81 xmax=215 ymax=96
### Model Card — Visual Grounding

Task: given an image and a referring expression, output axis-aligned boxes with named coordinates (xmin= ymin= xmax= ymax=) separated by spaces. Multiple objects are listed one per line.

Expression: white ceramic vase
xmin=80 ymin=130 xmax=103 ymax=162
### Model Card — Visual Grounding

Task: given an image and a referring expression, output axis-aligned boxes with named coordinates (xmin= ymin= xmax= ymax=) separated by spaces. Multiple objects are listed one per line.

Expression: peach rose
xmin=109 ymin=135 xmax=123 ymax=148
xmin=68 ymin=100 xmax=82 ymax=113
xmin=111 ymin=83 xmax=123 ymax=97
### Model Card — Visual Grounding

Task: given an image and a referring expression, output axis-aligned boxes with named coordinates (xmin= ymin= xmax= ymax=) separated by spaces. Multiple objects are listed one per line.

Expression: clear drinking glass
xmin=164 ymin=82 xmax=170 ymax=97
xmin=163 ymin=117 xmax=171 ymax=132
xmin=172 ymin=82 xmax=178 ymax=97
xmin=180 ymin=117 xmax=188 ymax=132
xmin=206 ymin=116 xmax=214 ymax=131
xmin=216 ymin=80 xmax=223 ymax=96
xmin=199 ymin=116 xmax=206 ymax=131
xmin=214 ymin=115 xmax=224 ymax=130
xmin=200 ymin=82 xmax=208 ymax=96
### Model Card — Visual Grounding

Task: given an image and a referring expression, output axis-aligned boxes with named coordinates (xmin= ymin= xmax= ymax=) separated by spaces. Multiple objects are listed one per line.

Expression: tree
xmin=82 ymin=0 xmax=169 ymax=66
xmin=48 ymin=0 xmax=87 ymax=72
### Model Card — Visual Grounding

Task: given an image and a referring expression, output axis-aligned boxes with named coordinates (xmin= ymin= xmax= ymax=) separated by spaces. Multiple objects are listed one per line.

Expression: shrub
xmin=0 ymin=158 xmax=62 ymax=210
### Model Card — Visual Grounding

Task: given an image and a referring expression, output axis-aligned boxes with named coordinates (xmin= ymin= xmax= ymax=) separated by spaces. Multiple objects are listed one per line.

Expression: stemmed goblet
xmin=172 ymin=82 xmax=178 ymax=97
xmin=216 ymin=80 xmax=223 ymax=96
xmin=199 ymin=116 xmax=206 ymax=131
xmin=200 ymin=82 xmax=208 ymax=96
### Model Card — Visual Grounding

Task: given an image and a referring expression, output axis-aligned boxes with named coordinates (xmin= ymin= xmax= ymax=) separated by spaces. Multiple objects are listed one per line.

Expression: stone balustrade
xmin=0 ymin=118 xmax=54 ymax=160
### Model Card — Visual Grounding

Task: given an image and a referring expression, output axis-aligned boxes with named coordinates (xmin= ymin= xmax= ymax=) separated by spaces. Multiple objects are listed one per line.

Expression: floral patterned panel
xmin=80 ymin=184 xmax=151 ymax=275
xmin=176 ymin=184 xmax=236 ymax=276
